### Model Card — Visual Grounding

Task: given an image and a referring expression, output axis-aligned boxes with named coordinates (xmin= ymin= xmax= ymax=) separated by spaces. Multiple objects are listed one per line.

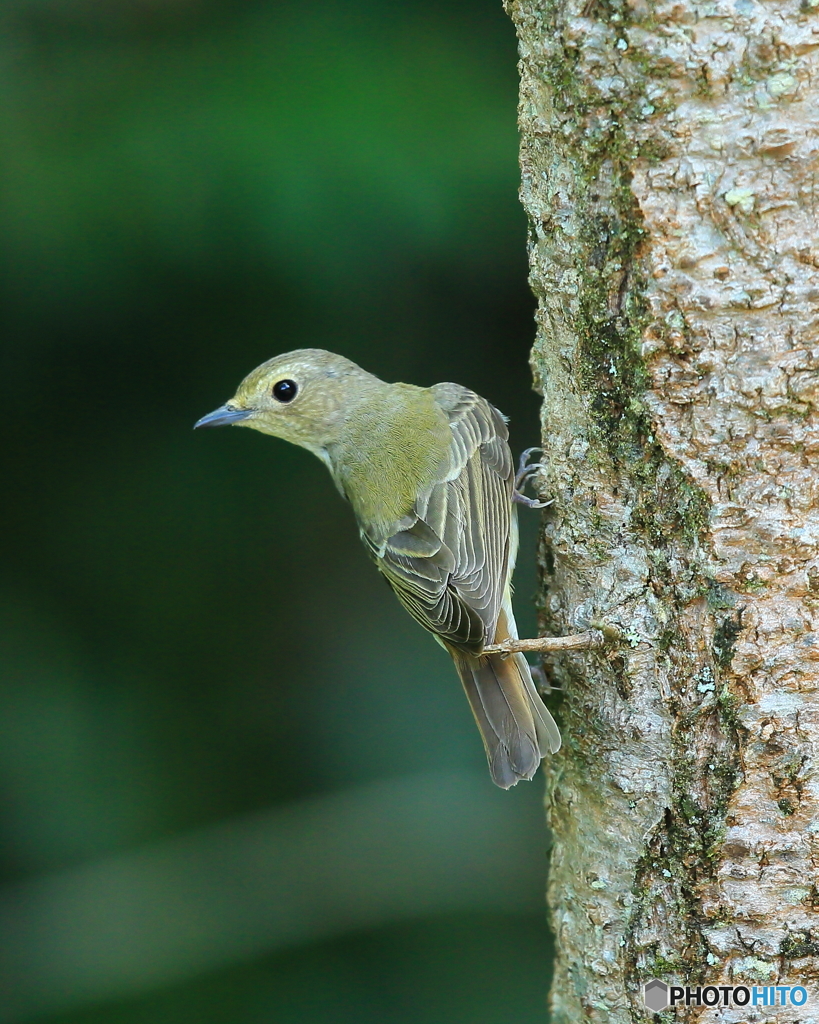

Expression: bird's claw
xmin=513 ymin=447 xmax=551 ymax=508
xmin=515 ymin=447 xmax=542 ymax=480
xmin=529 ymin=662 xmax=564 ymax=696
xmin=513 ymin=492 xmax=553 ymax=509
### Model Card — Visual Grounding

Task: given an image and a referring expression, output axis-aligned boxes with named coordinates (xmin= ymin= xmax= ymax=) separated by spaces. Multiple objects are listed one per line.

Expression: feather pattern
xmin=359 ymin=383 xmax=561 ymax=787
xmin=361 ymin=384 xmax=512 ymax=652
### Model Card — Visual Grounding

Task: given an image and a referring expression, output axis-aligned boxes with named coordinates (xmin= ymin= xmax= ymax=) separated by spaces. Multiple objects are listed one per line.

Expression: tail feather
xmin=451 ymin=648 xmax=561 ymax=789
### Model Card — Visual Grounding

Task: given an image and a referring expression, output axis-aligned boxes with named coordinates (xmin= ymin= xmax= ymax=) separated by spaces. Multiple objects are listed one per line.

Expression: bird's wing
xmin=362 ymin=384 xmax=513 ymax=653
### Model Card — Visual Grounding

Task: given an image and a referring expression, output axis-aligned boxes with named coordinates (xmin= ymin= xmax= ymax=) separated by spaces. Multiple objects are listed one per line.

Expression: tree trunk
xmin=504 ymin=0 xmax=819 ymax=1019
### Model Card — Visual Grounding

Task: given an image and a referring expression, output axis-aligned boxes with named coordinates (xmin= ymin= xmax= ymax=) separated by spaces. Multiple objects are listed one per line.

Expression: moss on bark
xmin=507 ymin=0 xmax=819 ymax=1017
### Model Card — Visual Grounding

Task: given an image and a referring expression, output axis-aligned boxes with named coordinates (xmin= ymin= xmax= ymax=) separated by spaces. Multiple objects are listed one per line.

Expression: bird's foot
xmin=513 ymin=447 xmax=551 ymax=509
xmin=528 ymin=662 xmax=564 ymax=696
xmin=513 ymin=491 xmax=553 ymax=509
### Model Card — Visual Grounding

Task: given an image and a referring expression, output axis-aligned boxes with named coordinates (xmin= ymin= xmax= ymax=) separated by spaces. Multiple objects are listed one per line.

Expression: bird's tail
xmin=450 ymin=635 xmax=561 ymax=789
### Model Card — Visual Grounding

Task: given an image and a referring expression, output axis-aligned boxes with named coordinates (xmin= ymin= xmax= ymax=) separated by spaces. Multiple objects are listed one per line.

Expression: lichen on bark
xmin=505 ymin=0 xmax=819 ymax=1019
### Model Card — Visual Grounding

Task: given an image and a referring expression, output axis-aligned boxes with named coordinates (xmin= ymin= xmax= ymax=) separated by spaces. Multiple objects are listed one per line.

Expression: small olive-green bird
xmin=195 ymin=350 xmax=560 ymax=788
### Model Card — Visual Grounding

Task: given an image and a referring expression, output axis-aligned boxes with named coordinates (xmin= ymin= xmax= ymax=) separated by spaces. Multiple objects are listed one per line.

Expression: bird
xmin=195 ymin=349 xmax=560 ymax=788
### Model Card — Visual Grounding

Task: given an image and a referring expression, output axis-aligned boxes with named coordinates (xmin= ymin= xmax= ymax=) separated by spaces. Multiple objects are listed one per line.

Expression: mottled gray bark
xmin=504 ymin=0 xmax=819 ymax=1020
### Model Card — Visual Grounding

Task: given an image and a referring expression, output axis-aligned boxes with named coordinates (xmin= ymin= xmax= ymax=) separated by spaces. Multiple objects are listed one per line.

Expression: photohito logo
xmin=642 ymin=980 xmax=809 ymax=1012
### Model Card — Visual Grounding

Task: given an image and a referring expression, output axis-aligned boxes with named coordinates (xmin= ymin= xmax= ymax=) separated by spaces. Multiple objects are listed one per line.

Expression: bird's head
xmin=194 ymin=348 xmax=378 ymax=454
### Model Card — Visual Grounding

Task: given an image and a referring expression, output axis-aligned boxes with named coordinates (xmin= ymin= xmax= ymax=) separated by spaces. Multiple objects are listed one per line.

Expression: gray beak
xmin=194 ymin=405 xmax=253 ymax=429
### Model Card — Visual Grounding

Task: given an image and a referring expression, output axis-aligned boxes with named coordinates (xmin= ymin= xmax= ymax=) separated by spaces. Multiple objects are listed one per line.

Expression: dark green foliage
xmin=0 ymin=2 xmax=552 ymax=1021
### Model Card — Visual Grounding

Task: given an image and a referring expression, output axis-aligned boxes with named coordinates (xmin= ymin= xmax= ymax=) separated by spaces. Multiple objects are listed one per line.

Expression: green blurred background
xmin=0 ymin=0 xmax=555 ymax=1020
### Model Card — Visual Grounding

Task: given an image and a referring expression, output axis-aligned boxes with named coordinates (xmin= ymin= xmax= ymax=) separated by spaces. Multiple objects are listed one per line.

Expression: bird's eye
xmin=272 ymin=379 xmax=298 ymax=403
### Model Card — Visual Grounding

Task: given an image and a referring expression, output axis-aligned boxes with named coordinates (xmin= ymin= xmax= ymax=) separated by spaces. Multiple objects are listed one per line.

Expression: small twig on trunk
xmin=482 ymin=629 xmax=605 ymax=656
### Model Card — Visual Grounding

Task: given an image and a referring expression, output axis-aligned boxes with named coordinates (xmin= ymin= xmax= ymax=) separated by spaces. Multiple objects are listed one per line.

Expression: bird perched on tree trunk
xmin=195 ymin=349 xmax=560 ymax=788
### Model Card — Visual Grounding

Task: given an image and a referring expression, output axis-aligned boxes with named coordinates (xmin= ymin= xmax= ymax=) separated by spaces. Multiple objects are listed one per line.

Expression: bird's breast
xmin=329 ymin=388 xmax=451 ymax=537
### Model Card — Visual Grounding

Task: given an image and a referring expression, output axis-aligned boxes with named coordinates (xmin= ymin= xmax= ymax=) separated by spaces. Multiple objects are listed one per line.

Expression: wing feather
xmin=362 ymin=385 xmax=513 ymax=653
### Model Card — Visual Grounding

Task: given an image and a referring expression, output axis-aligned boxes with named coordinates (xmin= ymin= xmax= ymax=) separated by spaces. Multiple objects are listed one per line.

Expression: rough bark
xmin=504 ymin=0 xmax=819 ymax=1020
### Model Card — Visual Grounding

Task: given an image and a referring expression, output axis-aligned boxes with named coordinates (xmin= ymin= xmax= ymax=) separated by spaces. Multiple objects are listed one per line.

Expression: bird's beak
xmin=194 ymin=405 xmax=254 ymax=429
